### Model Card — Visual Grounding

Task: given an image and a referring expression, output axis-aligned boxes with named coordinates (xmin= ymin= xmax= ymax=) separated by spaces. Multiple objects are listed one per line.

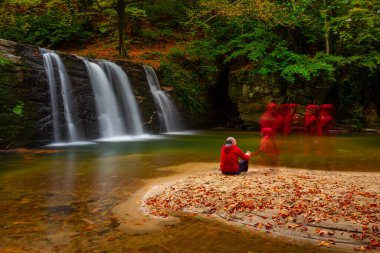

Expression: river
xmin=1 ymin=131 xmax=379 ymax=252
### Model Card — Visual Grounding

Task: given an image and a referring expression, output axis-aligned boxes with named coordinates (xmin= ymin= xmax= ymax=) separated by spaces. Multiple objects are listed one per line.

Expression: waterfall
xmin=40 ymin=49 xmax=82 ymax=143
xmin=83 ymin=60 xmax=127 ymax=138
xmin=41 ymin=50 xmax=60 ymax=142
xmin=143 ymin=65 xmax=183 ymax=133
xmin=99 ymin=61 xmax=144 ymax=135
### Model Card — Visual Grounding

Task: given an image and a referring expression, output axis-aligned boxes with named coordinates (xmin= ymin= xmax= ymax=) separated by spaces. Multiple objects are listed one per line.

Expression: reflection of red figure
xmin=282 ymin=103 xmax=297 ymax=135
xmin=317 ymin=104 xmax=335 ymax=135
xmin=252 ymin=127 xmax=279 ymax=166
xmin=259 ymin=128 xmax=279 ymax=158
xmin=260 ymin=102 xmax=283 ymax=132
xmin=304 ymin=105 xmax=319 ymax=134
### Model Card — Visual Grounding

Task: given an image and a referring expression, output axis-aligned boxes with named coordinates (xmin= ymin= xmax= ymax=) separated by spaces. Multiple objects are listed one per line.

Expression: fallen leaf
xmin=317 ymin=241 xmax=331 ymax=248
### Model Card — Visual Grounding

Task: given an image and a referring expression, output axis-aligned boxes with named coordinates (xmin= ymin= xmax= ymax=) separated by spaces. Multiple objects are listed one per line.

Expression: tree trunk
xmin=324 ymin=0 xmax=330 ymax=55
xmin=78 ymin=0 xmax=92 ymax=12
xmin=116 ymin=0 xmax=127 ymax=57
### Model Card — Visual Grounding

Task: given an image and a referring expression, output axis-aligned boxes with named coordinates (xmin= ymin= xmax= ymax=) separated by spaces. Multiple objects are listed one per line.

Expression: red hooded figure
xmin=317 ymin=104 xmax=335 ymax=135
xmin=304 ymin=104 xmax=319 ymax=134
xmin=259 ymin=128 xmax=279 ymax=157
xmin=220 ymin=137 xmax=251 ymax=174
xmin=251 ymin=128 xmax=279 ymax=166
xmin=260 ymin=102 xmax=278 ymax=131
xmin=282 ymin=103 xmax=297 ymax=135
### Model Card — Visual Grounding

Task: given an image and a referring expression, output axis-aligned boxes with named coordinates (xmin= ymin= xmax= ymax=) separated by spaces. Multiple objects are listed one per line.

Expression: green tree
xmin=92 ymin=0 xmax=145 ymax=56
xmin=0 ymin=0 xmax=91 ymax=47
xmin=182 ymin=0 xmax=379 ymax=81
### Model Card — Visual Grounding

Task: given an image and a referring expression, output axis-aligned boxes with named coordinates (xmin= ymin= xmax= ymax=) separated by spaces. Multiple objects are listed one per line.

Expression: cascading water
xmin=83 ymin=59 xmax=127 ymax=138
xmin=41 ymin=50 xmax=60 ymax=142
xmin=40 ymin=49 xmax=82 ymax=143
xmin=143 ymin=65 xmax=183 ymax=133
xmin=99 ymin=61 xmax=144 ymax=135
xmin=42 ymin=51 xmax=179 ymax=142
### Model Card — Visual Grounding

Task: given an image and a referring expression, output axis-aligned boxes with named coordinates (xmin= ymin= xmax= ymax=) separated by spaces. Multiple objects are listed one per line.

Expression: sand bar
xmin=114 ymin=163 xmax=380 ymax=252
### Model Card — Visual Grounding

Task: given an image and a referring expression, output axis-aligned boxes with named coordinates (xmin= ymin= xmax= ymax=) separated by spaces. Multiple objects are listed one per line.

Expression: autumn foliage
xmin=145 ymin=168 xmax=380 ymax=251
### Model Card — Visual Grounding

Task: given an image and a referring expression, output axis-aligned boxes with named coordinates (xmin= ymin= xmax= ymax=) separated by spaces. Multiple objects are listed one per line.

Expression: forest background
xmin=1 ymin=0 xmax=380 ymax=131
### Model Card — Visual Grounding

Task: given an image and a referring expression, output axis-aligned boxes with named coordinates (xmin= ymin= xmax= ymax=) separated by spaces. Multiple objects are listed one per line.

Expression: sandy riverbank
xmin=114 ymin=163 xmax=380 ymax=252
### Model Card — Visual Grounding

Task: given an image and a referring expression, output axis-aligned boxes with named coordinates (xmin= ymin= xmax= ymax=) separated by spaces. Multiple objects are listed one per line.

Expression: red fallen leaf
xmin=287 ymin=223 xmax=300 ymax=229
xmin=85 ymin=225 xmax=96 ymax=231
xmin=277 ymin=221 xmax=285 ymax=226
xmin=286 ymin=216 xmax=295 ymax=221
xmin=317 ymin=241 xmax=331 ymax=248
xmin=369 ymin=239 xmax=380 ymax=247
xmin=300 ymin=226 xmax=308 ymax=231
xmin=328 ymin=230 xmax=335 ymax=236
xmin=279 ymin=209 xmax=290 ymax=217
xmin=316 ymin=228 xmax=329 ymax=236
xmin=265 ymin=223 xmax=273 ymax=229
xmin=327 ymin=239 xmax=336 ymax=244
xmin=350 ymin=233 xmax=361 ymax=240
xmin=254 ymin=222 xmax=264 ymax=229
xmin=353 ymin=246 xmax=367 ymax=251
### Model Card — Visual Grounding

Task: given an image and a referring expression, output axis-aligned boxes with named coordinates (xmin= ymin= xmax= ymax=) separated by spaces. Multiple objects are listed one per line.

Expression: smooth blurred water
xmin=0 ymin=131 xmax=379 ymax=252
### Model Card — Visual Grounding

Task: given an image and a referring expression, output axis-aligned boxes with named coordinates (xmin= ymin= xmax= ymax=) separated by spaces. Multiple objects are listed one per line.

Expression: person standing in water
xmin=220 ymin=137 xmax=252 ymax=175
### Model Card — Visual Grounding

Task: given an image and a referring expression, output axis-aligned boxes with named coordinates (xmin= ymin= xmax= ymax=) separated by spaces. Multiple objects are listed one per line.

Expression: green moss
xmin=160 ymin=62 xmax=206 ymax=116
xmin=0 ymin=57 xmax=13 ymax=67
xmin=12 ymin=101 xmax=24 ymax=116
xmin=0 ymin=57 xmax=27 ymax=148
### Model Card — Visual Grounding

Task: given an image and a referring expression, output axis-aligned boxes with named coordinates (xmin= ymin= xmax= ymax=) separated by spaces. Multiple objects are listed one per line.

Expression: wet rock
xmin=0 ymin=39 xmax=161 ymax=148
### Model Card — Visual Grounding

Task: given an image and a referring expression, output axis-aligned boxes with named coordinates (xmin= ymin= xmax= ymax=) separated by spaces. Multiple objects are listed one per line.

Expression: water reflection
xmin=45 ymin=152 xmax=77 ymax=244
xmin=0 ymin=131 xmax=379 ymax=252
xmin=255 ymin=128 xmax=279 ymax=166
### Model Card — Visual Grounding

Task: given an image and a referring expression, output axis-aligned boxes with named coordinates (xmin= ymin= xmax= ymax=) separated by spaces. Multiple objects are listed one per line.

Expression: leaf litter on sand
xmin=144 ymin=167 xmax=380 ymax=251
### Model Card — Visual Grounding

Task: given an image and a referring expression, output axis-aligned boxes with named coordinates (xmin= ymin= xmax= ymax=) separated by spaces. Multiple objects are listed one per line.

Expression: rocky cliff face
xmin=0 ymin=39 xmax=159 ymax=148
xmin=228 ymin=64 xmax=380 ymax=130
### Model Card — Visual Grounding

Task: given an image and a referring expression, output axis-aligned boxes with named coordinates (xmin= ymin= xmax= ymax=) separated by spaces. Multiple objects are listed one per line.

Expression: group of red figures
xmin=259 ymin=102 xmax=335 ymax=136
xmin=256 ymin=102 xmax=335 ymax=164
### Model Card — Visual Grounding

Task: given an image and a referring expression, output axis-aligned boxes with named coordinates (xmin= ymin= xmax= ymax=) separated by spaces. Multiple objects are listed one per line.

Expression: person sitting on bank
xmin=220 ymin=137 xmax=251 ymax=175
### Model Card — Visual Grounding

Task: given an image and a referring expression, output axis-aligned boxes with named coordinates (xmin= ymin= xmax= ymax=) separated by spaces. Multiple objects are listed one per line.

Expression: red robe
xmin=259 ymin=128 xmax=279 ymax=157
xmin=220 ymin=144 xmax=250 ymax=173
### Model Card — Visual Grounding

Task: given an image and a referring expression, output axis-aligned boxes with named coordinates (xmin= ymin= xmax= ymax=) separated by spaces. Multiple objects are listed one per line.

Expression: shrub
xmin=160 ymin=62 xmax=205 ymax=115
xmin=0 ymin=10 xmax=91 ymax=48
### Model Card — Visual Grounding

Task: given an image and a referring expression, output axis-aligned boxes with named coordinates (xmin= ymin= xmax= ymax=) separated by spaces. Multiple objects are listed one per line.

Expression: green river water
xmin=1 ymin=131 xmax=379 ymax=252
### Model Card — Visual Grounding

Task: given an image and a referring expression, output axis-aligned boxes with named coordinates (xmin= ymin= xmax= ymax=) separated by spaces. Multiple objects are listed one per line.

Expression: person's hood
xmin=223 ymin=144 xmax=236 ymax=153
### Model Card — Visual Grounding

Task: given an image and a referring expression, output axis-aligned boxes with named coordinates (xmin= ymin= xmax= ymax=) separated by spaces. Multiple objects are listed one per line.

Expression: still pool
xmin=1 ymin=131 xmax=379 ymax=252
